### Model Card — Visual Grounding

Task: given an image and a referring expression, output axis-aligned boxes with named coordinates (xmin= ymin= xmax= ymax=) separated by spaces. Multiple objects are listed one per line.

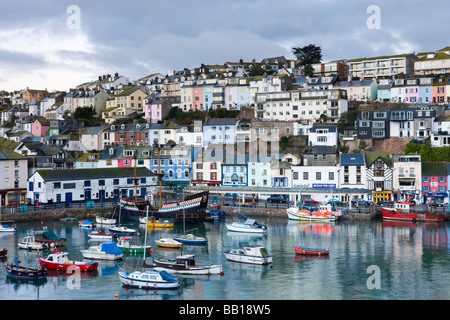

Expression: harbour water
xmin=1 ymin=217 xmax=449 ymax=300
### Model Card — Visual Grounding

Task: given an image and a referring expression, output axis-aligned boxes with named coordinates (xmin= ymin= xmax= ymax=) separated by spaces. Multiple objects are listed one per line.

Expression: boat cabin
xmin=175 ymin=254 xmax=196 ymax=267
xmin=45 ymin=250 xmax=69 ymax=263
xmin=394 ymin=201 xmax=412 ymax=212
xmin=233 ymin=246 xmax=269 ymax=257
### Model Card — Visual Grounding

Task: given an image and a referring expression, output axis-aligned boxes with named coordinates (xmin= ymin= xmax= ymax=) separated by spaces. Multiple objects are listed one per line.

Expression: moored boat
xmin=38 ymin=249 xmax=98 ymax=272
xmin=139 ymin=217 xmax=174 ymax=228
xmin=108 ymin=226 xmax=136 ymax=235
xmin=147 ymin=254 xmax=224 ymax=275
xmin=79 ymin=220 xmax=95 ymax=228
xmin=96 ymin=216 xmax=116 ymax=225
xmin=116 ymin=237 xmax=152 ymax=255
xmin=225 ymin=219 xmax=268 ymax=233
xmin=155 ymin=238 xmax=183 ymax=249
xmin=80 ymin=242 xmax=124 ymax=261
xmin=4 ymin=257 xmax=47 ymax=279
xmin=18 ymin=236 xmax=48 ymax=250
xmin=34 ymin=230 xmax=67 ymax=247
xmin=0 ymin=224 xmax=16 ymax=233
xmin=208 ymin=204 xmax=226 ymax=219
xmin=0 ymin=248 xmax=7 ymax=257
xmin=118 ymin=270 xmax=180 ymax=289
xmin=381 ymin=198 xmax=445 ymax=223
xmin=172 ymin=234 xmax=207 ymax=245
xmin=286 ymin=204 xmax=341 ymax=222
xmin=87 ymin=229 xmax=115 ymax=241
xmin=224 ymin=246 xmax=272 ymax=265
xmin=294 ymin=246 xmax=330 ymax=256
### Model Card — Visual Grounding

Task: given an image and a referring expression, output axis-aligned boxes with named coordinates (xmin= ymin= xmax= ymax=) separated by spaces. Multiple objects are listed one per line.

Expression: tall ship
xmin=381 ymin=196 xmax=445 ymax=223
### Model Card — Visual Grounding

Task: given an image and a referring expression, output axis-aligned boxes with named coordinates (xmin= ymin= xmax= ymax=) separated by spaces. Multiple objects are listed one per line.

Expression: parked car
xmin=376 ymin=201 xmax=394 ymax=207
xmin=267 ymin=195 xmax=287 ymax=203
xmin=327 ymin=199 xmax=345 ymax=206
xmin=351 ymin=199 xmax=372 ymax=207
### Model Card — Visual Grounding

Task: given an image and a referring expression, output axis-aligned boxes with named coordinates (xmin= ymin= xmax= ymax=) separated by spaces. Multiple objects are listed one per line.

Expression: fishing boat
xmin=4 ymin=257 xmax=47 ymax=280
xmin=155 ymin=238 xmax=183 ymax=249
xmin=286 ymin=203 xmax=341 ymax=222
xmin=38 ymin=249 xmax=98 ymax=272
xmin=118 ymin=190 xmax=210 ymax=223
xmin=108 ymin=226 xmax=136 ymax=235
xmin=95 ymin=216 xmax=116 ymax=225
xmin=87 ymin=229 xmax=115 ymax=241
xmin=381 ymin=196 xmax=445 ymax=223
xmin=118 ymin=270 xmax=180 ymax=289
xmin=0 ymin=224 xmax=16 ymax=233
xmin=18 ymin=236 xmax=48 ymax=250
xmin=79 ymin=220 xmax=95 ymax=228
xmin=116 ymin=237 xmax=152 ymax=255
xmin=225 ymin=219 xmax=268 ymax=233
xmin=208 ymin=204 xmax=226 ymax=219
xmin=224 ymin=246 xmax=272 ymax=265
xmin=294 ymin=246 xmax=330 ymax=256
xmin=147 ymin=254 xmax=224 ymax=275
xmin=139 ymin=217 xmax=174 ymax=228
xmin=80 ymin=242 xmax=124 ymax=261
xmin=172 ymin=234 xmax=208 ymax=245
xmin=34 ymin=230 xmax=67 ymax=247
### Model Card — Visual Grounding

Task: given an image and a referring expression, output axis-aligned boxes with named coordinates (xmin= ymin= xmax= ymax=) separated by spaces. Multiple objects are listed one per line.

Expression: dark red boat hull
xmin=294 ymin=247 xmax=329 ymax=256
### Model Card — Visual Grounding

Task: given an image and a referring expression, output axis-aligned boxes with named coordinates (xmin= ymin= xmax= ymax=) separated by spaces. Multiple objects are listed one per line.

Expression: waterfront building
xmin=191 ymin=146 xmax=223 ymax=187
xmin=221 ymin=155 xmax=248 ymax=187
xmin=339 ymin=154 xmax=367 ymax=200
xmin=27 ymin=167 xmax=157 ymax=205
xmin=392 ymin=154 xmax=422 ymax=202
xmin=0 ymin=147 xmax=28 ymax=207
xmin=364 ymin=152 xmax=393 ymax=203
xmin=421 ymin=161 xmax=448 ymax=205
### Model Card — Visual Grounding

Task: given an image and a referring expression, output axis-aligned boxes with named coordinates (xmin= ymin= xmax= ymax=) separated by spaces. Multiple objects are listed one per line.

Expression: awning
xmin=398 ymin=178 xmax=415 ymax=182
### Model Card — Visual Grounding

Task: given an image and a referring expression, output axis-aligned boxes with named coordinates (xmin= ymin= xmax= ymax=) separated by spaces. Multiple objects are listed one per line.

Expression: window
xmin=54 ymin=182 xmax=61 ymax=189
xmin=303 ymin=172 xmax=308 ymax=180
xmin=84 ymin=181 xmax=91 ymax=187
xmin=316 ymin=172 xmax=321 ymax=180
xmin=196 ymin=163 xmax=203 ymax=169
xmin=329 ymin=172 xmax=334 ymax=180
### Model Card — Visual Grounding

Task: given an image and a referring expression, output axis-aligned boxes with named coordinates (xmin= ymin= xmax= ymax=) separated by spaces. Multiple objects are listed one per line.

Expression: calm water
xmin=1 ymin=217 xmax=449 ymax=300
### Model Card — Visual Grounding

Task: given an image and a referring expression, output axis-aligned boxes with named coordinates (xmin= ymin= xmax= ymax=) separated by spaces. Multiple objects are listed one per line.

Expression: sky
xmin=0 ymin=0 xmax=449 ymax=92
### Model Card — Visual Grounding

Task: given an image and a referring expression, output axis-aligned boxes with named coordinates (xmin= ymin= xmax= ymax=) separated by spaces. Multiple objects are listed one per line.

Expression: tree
xmin=73 ymin=106 xmax=97 ymax=125
xmin=302 ymin=64 xmax=314 ymax=78
xmin=292 ymin=44 xmax=322 ymax=66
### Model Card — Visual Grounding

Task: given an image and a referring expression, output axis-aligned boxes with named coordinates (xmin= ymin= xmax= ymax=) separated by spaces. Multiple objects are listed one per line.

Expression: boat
xmin=118 ymin=270 xmax=180 ymax=289
xmin=80 ymin=242 xmax=124 ymax=260
xmin=294 ymin=246 xmax=330 ymax=256
xmin=117 ymin=190 xmax=210 ymax=223
xmin=208 ymin=204 xmax=226 ymax=219
xmin=108 ymin=226 xmax=136 ymax=235
xmin=116 ymin=237 xmax=152 ymax=255
xmin=87 ymin=229 xmax=115 ymax=241
xmin=0 ymin=248 xmax=7 ymax=257
xmin=139 ymin=217 xmax=174 ymax=228
xmin=0 ymin=224 xmax=16 ymax=232
xmin=155 ymin=238 xmax=183 ymax=249
xmin=4 ymin=257 xmax=47 ymax=280
xmin=225 ymin=219 xmax=268 ymax=233
xmin=224 ymin=246 xmax=272 ymax=265
xmin=286 ymin=203 xmax=341 ymax=222
xmin=18 ymin=236 xmax=48 ymax=250
xmin=146 ymin=254 xmax=224 ymax=275
xmin=79 ymin=220 xmax=95 ymax=228
xmin=38 ymin=249 xmax=98 ymax=272
xmin=60 ymin=217 xmax=77 ymax=222
xmin=34 ymin=230 xmax=67 ymax=247
xmin=172 ymin=234 xmax=208 ymax=245
xmin=96 ymin=216 xmax=116 ymax=225
xmin=381 ymin=196 xmax=445 ymax=223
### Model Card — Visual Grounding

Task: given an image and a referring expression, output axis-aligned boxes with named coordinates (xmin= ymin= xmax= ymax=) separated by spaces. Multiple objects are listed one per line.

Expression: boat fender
xmin=397 ymin=208 xmax=402 ymax=214
xmin=153 ymin=283 xmax=157 ymax=286
xmin=412 ymin=218 xmax=417 ymax=224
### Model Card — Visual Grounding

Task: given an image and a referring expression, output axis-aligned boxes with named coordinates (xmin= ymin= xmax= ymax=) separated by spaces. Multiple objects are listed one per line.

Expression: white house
xmin=339 ymin=154 xmax=367 ymax=197
xmin=0 ymin=147 xmax=28 ymax=207
xmin=202 ymin=118 xmax=239 ymax=147
xmin=308 ymin=125 xmax=338 ymax=147
xmin=175 ymin=121 xmax=203 ymax=146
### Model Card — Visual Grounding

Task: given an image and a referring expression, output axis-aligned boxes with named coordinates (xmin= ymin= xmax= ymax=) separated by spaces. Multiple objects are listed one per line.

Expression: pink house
xmin=432 ymin=78 xmax=447 ymax=104
xmin=118 ymin=158 xmax=133 ymax=167
xmin=192 ymin=85 xmax=204 ymax=111
xmin=144 ymin=97 xmax=170 ymax=123
xmin=31 ymin=118 xmax=50 ymax=137
xmin=404 ymin=79 xmax=420 ymax=103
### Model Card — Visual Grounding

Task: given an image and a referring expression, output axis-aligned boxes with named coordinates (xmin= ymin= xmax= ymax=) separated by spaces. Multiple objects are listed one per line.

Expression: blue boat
xmin=172 ymin=234 xmax=208 ymax=245
xmin=5 ymin=257 xmax=47 ymax=280
xmin=209 ymin=204 xmax=226 ymax=219
xmin=118 ymin=270 xmax=180 ymax=289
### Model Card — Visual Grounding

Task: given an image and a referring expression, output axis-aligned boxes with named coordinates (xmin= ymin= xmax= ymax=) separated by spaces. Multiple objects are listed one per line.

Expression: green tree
xmin=292 ymin=44 xmax=322 ymax=66
xmin=302 ymin=64 xmax=314 ymax=78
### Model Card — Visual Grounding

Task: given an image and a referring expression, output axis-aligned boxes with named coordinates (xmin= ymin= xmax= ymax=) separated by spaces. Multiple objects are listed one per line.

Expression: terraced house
xmin=102 ymin=87 xmax=147 ymax=124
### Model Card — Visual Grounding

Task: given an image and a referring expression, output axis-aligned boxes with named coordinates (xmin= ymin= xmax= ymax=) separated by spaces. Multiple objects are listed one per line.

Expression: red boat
xmin=381 ymin=197 xmax=445 ymax=223
xmin=0 ymin=248 xmax=7 ymax=257
xmin=294 ymin=246 xmax=329 ymax=256
xmin=38 ymin=249 xmax=98 ymax=272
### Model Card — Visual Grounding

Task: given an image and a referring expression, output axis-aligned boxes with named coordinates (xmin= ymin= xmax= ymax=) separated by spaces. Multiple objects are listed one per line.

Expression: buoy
xmin=114 ymin=294 xmax=119 ymax=298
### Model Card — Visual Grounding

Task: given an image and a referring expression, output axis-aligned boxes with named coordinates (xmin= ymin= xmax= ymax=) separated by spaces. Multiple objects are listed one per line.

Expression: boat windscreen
xmin=259 ymin=247 xmax=269 ymax=257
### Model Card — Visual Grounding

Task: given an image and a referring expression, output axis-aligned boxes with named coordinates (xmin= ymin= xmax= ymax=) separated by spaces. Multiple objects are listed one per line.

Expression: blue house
xmin=221 ymin=155 xmax=248 ymax=187
xmin=377 ymin=79 xmax=394 ymax=102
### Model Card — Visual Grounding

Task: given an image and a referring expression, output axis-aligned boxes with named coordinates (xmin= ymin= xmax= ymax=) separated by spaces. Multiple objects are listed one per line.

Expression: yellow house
xmin=102 ymin=87 xmax=147 ymax=124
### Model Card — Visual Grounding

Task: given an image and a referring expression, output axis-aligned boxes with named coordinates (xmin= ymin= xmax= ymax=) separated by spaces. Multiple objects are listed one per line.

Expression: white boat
xmin=150 ymin=254 xmax=224 ymax=275
xmin=172 ymin=234 xmax=208 ymax=245
xmin=87 ymin=229 xmax=115 ymax=241
xmin=118 ymin=270 xmax=180 ymax=289
xmin=80 ymin=242 xmax=124 ymax=260
xmin=95 ymin=216 xmax=116 ymax=225
xmin=155 ymin=238 xmax=183 ymax=249
xmin=18 ymin=236 xmax=48 ymax=250
xmin=225 ymin=219 xmax=268 ymax=233
xmin=0 ymin=224 xmax=16 ymax=233
xmin=116 ymin=237 xmax=152 ymax=255
xmin=224 ymin=246 xmax=273 ymax=265
xmin=79 ymin=220 xmax=95 ymax=228
xmin=286 ymin=204 xmax=341 ymax=222
xmin=108 ymin=226 xmax=136 ymax=235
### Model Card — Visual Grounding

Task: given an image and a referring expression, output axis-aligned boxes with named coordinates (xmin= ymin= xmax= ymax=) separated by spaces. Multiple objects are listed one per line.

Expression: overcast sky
xmin=0 ymin=0 xmax=448 ymax=92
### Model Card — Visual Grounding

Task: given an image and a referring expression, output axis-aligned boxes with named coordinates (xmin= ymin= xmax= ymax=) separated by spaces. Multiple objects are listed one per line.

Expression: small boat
xmin=294 ymin=246 xmax=330 ymax=256
xmin=96 ymin=216 xmax=116 ymax=225
xmin=287 ymin=204 xmax=341 ymax=222
xmin=79 ymin=220 xmax=95 ymax=228
xmin=87 ymin=229 xmax=115 ymax=241
xmin=116 ymin=237 xmax=152 ymax=255
xmin=225 ymin=219 xmax=268 ymax=233
xmin=34 ymin=230 xmax=67 ymax=247
xmin=0 ymin=224 xmax=16 ymax=233
xmin=38 ymin=249 xmax=98 ymax=272
xmin=224 ymin=246 xmax=272 ymax=265
xmin=0 ymin=248 xmax=7 ymax=257
xmin=18 ymin=236 xmax=48 ymax=250
xmin=208 ymin=204 xmax=226 ymax=219
xmin=80 ymin=242 xmax=124 ymax=261
xmin=172 ymin=234 xmax=208 ymax=245
xmin=108 ymin=226 xmax=136 ymax=235
xmin=146 ymin=218 xmax=174 ymax=228
xmin=381 ymin=196 xmax=445 ymax=223
xmin=155 ymin=238 xmax=183 ymax=249
xmin=148 ymin=254 xmax=224 ymax=275
xmin=118 ymin=270 xmax=180 ymax=289
xmin=4 ymin=257 xmax=47 ymax=279
xmin=60 ymin=217 xmax=77 ymax=222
